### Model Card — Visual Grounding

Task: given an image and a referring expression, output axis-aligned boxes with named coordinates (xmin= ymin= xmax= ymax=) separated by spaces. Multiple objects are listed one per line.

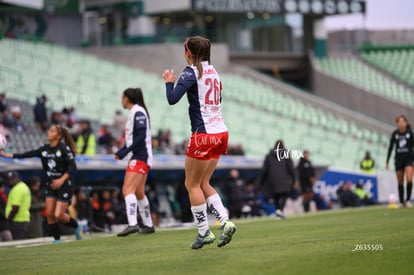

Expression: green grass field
xmin=1 ymin=206 xmax=413 ymax=275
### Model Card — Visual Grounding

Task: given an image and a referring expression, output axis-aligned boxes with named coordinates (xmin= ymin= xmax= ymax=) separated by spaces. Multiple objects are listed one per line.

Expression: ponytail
xmin=56 ymin=124 xmax=77 ymax=155
xmin=185 ymin=36 xmax=211 ymax=80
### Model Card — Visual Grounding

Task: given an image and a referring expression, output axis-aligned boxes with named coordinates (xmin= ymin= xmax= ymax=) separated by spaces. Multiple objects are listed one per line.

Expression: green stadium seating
xmin=361 ymin=49 xmax=414 ymax=87
xmin=315 ymin=57 xmax=414 ymax=107
xmin=0 ymin=39 xmax=390 ymax=171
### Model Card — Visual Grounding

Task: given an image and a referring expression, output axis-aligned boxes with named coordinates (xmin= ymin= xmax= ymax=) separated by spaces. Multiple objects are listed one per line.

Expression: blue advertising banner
xmin=315 ymin=169 xmax=378 ymax=202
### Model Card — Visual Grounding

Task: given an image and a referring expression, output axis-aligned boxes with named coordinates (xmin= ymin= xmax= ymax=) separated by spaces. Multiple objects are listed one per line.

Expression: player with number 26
xmin=163 ymin=36 xmax=236 ymax=250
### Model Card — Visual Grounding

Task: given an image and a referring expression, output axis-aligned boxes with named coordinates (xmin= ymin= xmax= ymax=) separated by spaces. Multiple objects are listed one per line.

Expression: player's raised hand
xmin=163 ymin=69 xmax=176 ymax=83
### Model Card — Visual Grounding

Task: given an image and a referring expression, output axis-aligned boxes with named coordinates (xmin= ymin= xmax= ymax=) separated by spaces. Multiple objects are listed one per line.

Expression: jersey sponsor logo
xmin=129 ymin=160 xmax=137 ymax=169
xmin=180 ymin=71 xmax=193 ymax=80
xmin=398 ymin=137 xmax=407 ymax=148
xmin=194 ymin=132 xmax=223 ymax=147
xmin=208 ymin=116 xmax=223 ymax=123
xmin=194 ymin=150 xmax=208 ymax=156
xmin=136 ymin=116 xmax=146 ymax=125
xmin=47 ymin=171 xmax=63 ymax=177
xmin=48 ymin=159 xmax=56 ymax=169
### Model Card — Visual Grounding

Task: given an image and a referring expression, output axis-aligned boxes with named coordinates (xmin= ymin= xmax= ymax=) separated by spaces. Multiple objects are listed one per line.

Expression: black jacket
xmin=34 ymin=98 xmax=47 ymax=123
xmin=258 ymin=150 xmax=295 ymax=195
xmin=297 ymin=158 xmax=315 ymax=186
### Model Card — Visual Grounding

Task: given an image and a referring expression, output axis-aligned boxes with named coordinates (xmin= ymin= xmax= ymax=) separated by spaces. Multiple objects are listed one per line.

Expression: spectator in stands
xmin=50 ymin=111 xmax=65 ymax=125
xmin=258 ymin=140 xmax=295 ymax=219
xmin=242 ymin=181 xmax=262 ymax=217
xmin=297 ymin=150 xmax=316 ymax=213
xmin=33 ymin=94 xmax=48 ymax=131
xmin=111 ymin=188 xmax=126 ymax=225
xmin=5 ymin=171 xmax=31 ymax=240
xmin=337 ymin=181 xmax=361 ymax=207
xmin=0 ymin=93 xmax=7 ymax=114
xmin=0 ymin=116 xmax=11 ymax=138
xmin=176 ymin=181 xmax=192 ymax=223
xmin=157 ymin=129 xmax=173 ymax=154
xmin=91 ymin=191 xmax=105 ymax=232
xmin=76 ymin=119 xmax=96 ymax=156
xmin=74 ymin=189 xmax=92 ymax=234
xmin=97 ymin=124 xmax=113 ymax=153
xmin=27 ymin=176 xmax=45 ymax=238
xmin=1 ymin=109 xmax=14 ymax=129
xmin=360 ymin=151 xmax=375 ymax=174
xmin=175 ymin=140 xmax=188 ymax=155
xmin=354 ymin=181 xmax=376 ymax=206
xmin=67 ymin=107 xmax=79 ymax=128
xmin=10 ymin=106 xmax=25 ymax=132
xmin=228 ymin=144 xmax=245 ymax=155
xmin=100 ymin=190 xmax=115 ymax=232
xmin=0 ymin=177 xmax=13 ymax=241
xmin=224 ymin=169 xmax=244 ymax=219
xmin=147 ymin=186 xmax=161 ymax=227
xmin=113 ymin=110 xmax=127 ymax=131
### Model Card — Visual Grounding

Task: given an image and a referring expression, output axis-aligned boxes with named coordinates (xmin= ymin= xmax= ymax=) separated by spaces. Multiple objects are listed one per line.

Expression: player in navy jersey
xmin=0 ymin=124 xmax=82 ymax=243
xmin=386 ymin=115 xmax=413 ymax=208
xmin=163 ymin=36 xmax=236 ymax=249
xmin=115 ymin=88 xmax=155 ymax=236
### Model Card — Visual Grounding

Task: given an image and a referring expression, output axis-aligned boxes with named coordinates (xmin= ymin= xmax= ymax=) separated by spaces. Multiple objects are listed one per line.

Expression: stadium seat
xmin=314 ymin=56 xmax=414 ymax=108
xmin=0 ymin=39 xmax=389 ymax=171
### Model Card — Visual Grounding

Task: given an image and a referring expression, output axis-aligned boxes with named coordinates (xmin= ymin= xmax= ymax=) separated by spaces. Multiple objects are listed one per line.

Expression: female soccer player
xmin=386 ymin=115 xmax=413 ymax=208
xmin=115 ymin=88 xmax=155 ymax=236
xmin=163 ymin=36 xmax=236 ymax=249
xmin=0 ymin=124 xmax=82 ymax=242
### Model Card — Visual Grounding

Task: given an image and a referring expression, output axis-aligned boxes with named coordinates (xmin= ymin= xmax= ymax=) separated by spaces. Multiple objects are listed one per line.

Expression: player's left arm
xmin=165 ymin=67 xmax=196 ymax=105
xmin=115 ymin=111 xmax=147 ymax=160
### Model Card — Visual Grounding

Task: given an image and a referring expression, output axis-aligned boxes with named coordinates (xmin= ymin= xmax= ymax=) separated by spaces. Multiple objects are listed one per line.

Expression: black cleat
xmin=138 ymin=226 xmax=155 ymax=234
xmin=117 ymin=225 xmax=140 ymax=237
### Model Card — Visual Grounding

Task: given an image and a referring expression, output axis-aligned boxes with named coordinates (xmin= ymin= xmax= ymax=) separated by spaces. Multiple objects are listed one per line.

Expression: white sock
xmin=206 ymin=193 xmax=229 ymax=226
xmin=137 ymin=196 xmax=153 ymax=227
xmin=191 ymin=203 xmax=209 ymax=236
xmin=124 ymin=194 xmax=138 ymax=226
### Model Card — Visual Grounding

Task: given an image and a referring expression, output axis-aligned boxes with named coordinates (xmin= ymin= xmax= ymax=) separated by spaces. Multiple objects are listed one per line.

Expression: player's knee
xmin=55 ymin=213 xmax=65 ymax=221
xmin=47 ymin=212 xmax=55 ymax=220
xmin=136 ymin=191 xmax=145 ymax=200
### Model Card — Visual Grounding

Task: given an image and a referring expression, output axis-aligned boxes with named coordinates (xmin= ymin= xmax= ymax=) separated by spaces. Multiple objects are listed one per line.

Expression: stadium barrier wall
xmin=316 ymin=168 xmax=399 ymax=203
xmin=3 ymin=156 xmax=398 ymax=203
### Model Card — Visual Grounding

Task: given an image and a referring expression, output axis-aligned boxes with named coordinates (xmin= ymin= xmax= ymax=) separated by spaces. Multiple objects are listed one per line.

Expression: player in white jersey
xmin=163 ymin=36 xmax=236 ymax=249
xmin=115 ymin=88 xmax=155 ymax=236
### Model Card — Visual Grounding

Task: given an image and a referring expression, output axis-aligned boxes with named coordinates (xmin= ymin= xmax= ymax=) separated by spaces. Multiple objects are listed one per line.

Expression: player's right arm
xmin=385 ymin=131 xmax=395 ymax=169
xmin=0 ymin=147 xmax=42 ymax=159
